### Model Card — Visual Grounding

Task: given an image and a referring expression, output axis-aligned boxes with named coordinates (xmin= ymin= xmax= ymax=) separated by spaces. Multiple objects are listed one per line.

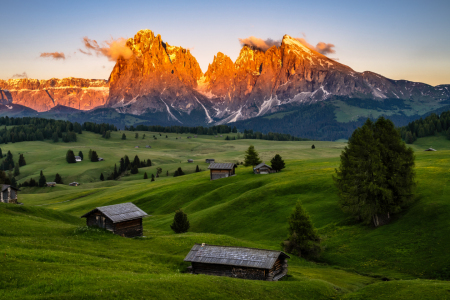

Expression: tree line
xmin=399 ymin=110 xmax=450 ymax=143
xmin=127 ymin=124 xmax=237 ymax=135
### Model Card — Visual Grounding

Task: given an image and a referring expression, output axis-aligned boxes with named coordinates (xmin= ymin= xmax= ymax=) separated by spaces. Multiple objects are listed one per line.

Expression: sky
xmin=1 ymin=0 xmax=450 ymax=86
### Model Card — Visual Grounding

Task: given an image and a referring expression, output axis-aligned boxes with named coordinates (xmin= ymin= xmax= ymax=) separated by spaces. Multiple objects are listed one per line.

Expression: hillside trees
xmin=1 ymin=151 xmax=14 ymax=170
xmin=122 ymin=133 xmax=126 ymax=140
xmin=174 ymin=167 xmax=185 ymax=177
xmin=66 ymin=150 xmax=76 ymax=163
xmin=282 ymin=201 xmax=321 ymax=258
xmin=38 ymin=171 xmax=46 ymax=187
xmin=90 ymin=151 xmax=99 ymax=162
xmin=244 ymin=145 xmax=262 ymax=167
xmin=54 ymin=173 xmax=63 ymax=184
xmin=334 ymin=117 xmax=416 ymax=227
xmin=270 ymin=154 xmax=285 ymax=172
xmin=0 ymin=148 xmax=3 ymax=158
xmin=100 ymin=173 xmax=104 ymax=181
xmin=18 ymin=154 xmax=26 ymax=166
xmin=14 ymin=164 xmax=20 ymax=176
xmin=78 ymin=151 xmax=83 ymax=160
xmin=400 ymin=110 xmax=450 ymax=143
xmin=144 ymin=172 xmax=148 ymax=179
xmin=170 ymin=209 xmax=190 ymax=233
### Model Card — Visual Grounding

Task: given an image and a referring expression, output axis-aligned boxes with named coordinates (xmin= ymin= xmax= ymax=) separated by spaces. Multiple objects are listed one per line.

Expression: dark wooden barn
xmin=184 ymin=244 xmax=290 ymax=281
xmin=253 ymin=163 xmax=275 ymax=174
xmin=205 ymin=159 xmax=215 ymax=163
xmin=81 ymin=202 xmax=148 ymax=237
xmin=208 ymin=163 xmax=235 ymax=180
xmin=1 ymin=184 xmax=19 ymax=204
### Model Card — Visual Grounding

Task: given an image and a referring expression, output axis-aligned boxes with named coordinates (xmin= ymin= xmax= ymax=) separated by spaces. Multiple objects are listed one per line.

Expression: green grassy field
xmin=1 ymin=132 xmax=450 ymax=299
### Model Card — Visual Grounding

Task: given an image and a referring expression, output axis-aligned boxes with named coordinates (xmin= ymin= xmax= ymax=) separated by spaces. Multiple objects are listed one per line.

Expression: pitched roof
xmin=253 ymin=162 xmax=272 ymax=170
xmin=208 ymin=163 xmax=234 ymax=170
xmin=81 ymin=202 xmax=148 ymax=223
xmin=184 ymin=244 xmax=290 ymax=269
xmin=1 ymin=184 xmax=20 ymax=192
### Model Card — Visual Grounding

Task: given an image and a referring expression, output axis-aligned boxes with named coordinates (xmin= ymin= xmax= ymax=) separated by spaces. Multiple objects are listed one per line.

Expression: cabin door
xmin=96 ymin=215 xmax=105 ymax=228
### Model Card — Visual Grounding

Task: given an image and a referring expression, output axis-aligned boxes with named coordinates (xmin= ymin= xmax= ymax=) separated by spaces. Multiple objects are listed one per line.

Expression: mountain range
xmin=1 ymin=29 xmax=449 ymax=139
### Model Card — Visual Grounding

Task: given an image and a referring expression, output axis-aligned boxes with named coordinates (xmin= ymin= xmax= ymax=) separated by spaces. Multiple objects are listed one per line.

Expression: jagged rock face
xmin=202 ymin=52 xmax=235 ymax=100
xmin=0 ymin=78 xmax=108 ymax=112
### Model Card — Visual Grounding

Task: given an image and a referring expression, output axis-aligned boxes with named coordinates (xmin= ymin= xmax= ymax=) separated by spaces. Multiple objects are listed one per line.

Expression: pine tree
xmin=113 ymin=164 xmax=118 ymax=179
xmin=144 ymin=172 xmax=148 ymax=179
xmin=282 ymin=201 xmax=321 ymax=258
xmin=170 ymin=209 xmax=190 ymax=233
xmin=311 ymin=144 xmax=315 ymax=149
xmin=142 ymin=134 xmax=145 ymax=139
xmin=405 ymin=131 xmax=414 ymax=144
xmin=156 ymin=167 xmax=162 ymax=177
xmin=131 ymin=165 xmax=139 ymax=174
xmin=100 ymin=173 xmax=104 ymax=181
xmin=166 ymin=170 xmax=169 ymax=176
xmin=151 ymin=174 xmax=155 ymax=181
xmin=18 ymin=154 xmax=26 ymax=166
xmin=78 ymin=151 xmax=84 ymax=160
xmin=244 ymin=145 xmax=262 ymax=167
xmin=88 ymin=149 xmax=92 ymax=159
xmin=270 ymin=154 xmax=285 ymax=172
xmin=122 ymin=133 xmax=126 ymax=140
xmin=195 ymin=165 xmax=200 ymax=172
xmin=0 ymin=148 xmax=3 ymax=158
xmin=14 ymin=164 xmax=20 ymax=176
xmin=54 ymin=173 xmax=63 ymax=184
xmin=52 ymin=132 xmax=59 ymax=142
xmin=66 ymin=150 xmax=76 ymax=163
xmin=38 ymin=170 xmax=46 ymax=187
xmin=90 ymin=151 xmax=99 ymax=162
xmin=135 ymin=133 xmax=139 ymax=139
xmin=225 ymin=135 xmax=230 ymax=140
xmin=147 ymin=159 xmax=152 ymax=167
xmin=334 ymin=118 xmax=416 ymax=227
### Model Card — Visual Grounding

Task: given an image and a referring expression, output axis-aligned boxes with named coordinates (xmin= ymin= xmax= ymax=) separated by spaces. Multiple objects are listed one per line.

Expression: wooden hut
xmin=98 ymin=157 xmax=104 ymax=161
xmin=81 ymin=202 xmax=148 ymax=237
xmin=205 ymin=159 xmax=215 ymax=163
xmin=75 ymin=156 xmax=82 ymax=162
xmin=253 ymin=163 xmax=275 ymax=174
xmin=425 ymin=148 xmax=436 ymax=151
xmin=188 ymin=159 xmax=194 ymax=163
xmin=69 ymin=182 xmax=79 ymax=186
xmin=1 ymin=184 xmax=19 ymax=204
xmin=208 ymin=163 xmax=235 ymax=180
xmin=184 ymin=244 xmax=290 ymax=281
xmin=46 ymin=182 xmax=57 ymax=187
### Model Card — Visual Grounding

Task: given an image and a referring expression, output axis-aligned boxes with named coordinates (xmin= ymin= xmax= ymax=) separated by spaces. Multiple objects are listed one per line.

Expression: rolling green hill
xmin=1 ymin=133 xmax=450 ymax=299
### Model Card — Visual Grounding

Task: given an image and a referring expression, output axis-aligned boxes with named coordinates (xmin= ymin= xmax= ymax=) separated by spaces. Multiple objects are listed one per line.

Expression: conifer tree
xmin=135 ymin=133 xmax=139 ymax=139
xmin=170 ymin=209 xmax=190 ymax=233
xmin=142 ymin=134 xmax=145 ymax=139
xmin=166 ymin=170 xmax=169 ymax=176
xmin=144 ymin=172 xmax=148 ymax=179
xmin=195 ymin=165 xmax=200 ymax=172
xmin=100 ymin=173 xmax=104 ymax=181
xmin=54 ymin=173 xmax=63 ymax=184
xmin=52 ymin=132 xmax=59 ymax=142
xmin=78 ymin=151 xmax=83 ymax=160
xmin=151 ymin=174 xmax=155 ymax=181
xmin=66 ymin=150 xmax=76 ymax=163
xmin=156 ymin=167 xmax=162 ymax=177
xmin=282 ymin=201 xmax=321 ymax=258
xmin=0 ymin=148 xmax=3 ymax=158
xmin=18 ymin=154 xmax=26 ymax=166
xmin=244 ymin=145 xmax=262 ymax=167
xmin=147 ymin=159 xmax=152 ymax=167
xmin=90 ymin=151 xmax=99 ymax=162
xmin=113 ymin=164 xmax=118 ymax=179
xmin=131 ymin=165 xmax=139 ymax=174
xmin=311 ymin=144 xmax=315 ymax=149
xmin=88 ymin=149 xmax=92 ymax=160
xmin=14 ymin=164 xmax=20 ymax=176
xmin=121 ymin=133 xmax=126 ymax=140
xmin=270 ymin=154 xmax=285 ymax=172
xmin=38 ymin=170 xmax=46 ymax=187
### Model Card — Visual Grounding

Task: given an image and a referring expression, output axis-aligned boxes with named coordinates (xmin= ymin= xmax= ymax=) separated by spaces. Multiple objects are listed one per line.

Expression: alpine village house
xmin=81 ymin=203 xmax=148 ymax=237
xmin=253 ymin=163 xmax=275 ymax=174
xmin=184 ymin=244 xmax=290 ymax=281
xmin=208 ymin=163 xmax=236 ymax=180
xmin=1 ymin=184 xmax=19 ymax=204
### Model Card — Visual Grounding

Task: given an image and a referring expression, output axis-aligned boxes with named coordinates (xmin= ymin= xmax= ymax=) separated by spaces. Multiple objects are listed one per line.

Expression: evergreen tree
xmin=133 ymin=155 xmax=141 ymax=168
xmin=100 ymin=173 xmax=104 ymax=181
xmin=282 ymin=201 xmax=321 ymax=258
xmin=113 ymin=164 xmax=118 ymax=179
xmin=52 ymin=132 xmax=59 ymax=142
xmin=38 ymin=170 xmax=46 ymax=187
xmin=144 ymin=172 xmax=148 ymax=179
xmin=78 ymin=151 xmax=84 ymax=160
xmin=270 ymin=154 xmax=285 ymax=172
xmin=0 ymin=148 xmax=3 ymax=158
xmin=334 ymin=118 xmax=416 ymax=227
xmin=142 ymin=134 xmax=145 ymax=139
xmin=156 ymin=167 xmax=162 ymax=177
xmin=54 ymin=173 xmax=63 ymax=184
xmin=18 ymin=154 xmax=26 ymax=166
xmin=225 ymin=135 xmax=230 ymax=140
xmin=88 ymin=149 xmax=92 ymax=160
xmin=244 ymin=145 xmax=262 ymax=167
xmin=90 ymin=151 xmax=99 ymax=162
xmin=147 ymin=159 xmax=152 ymax=167
xmin=170 ymin=209 xmax=190 ymax=233
xmin=135 ymin=133 xmax=139 ymax=139
xmin=151 ymin=174 xmax=155 ymax=181
xmin=311 ymin=144 xmax=315 ymax=149
xmin=122 ymin=133 xmax=126 ymax=140
xmin=66 ymin=150 xmax=76 ymax=163
xmin=405 ymin=131 xmax=414 ymax=144
xmin=166 ymin=170 xmax=169 ymax=176
xmin=14 ymin=164 xmax=20 ymax=176
xmin=195 ymin=165 xmax=200 ymax=172
xmin=131 ymin=165 xmax=139 ymax=174
xmin=447 ymin=128 xmax=450 ymax=140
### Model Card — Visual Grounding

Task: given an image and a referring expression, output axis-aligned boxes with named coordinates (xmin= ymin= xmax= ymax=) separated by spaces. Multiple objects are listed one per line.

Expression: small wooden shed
xmin=253 ymin=163 xmax=275 ymax=174
xmin=69 ymin=182 xmax=79 ymax=186
xmin=188 ymin=159 xmax=194 ymax=163
xmin=205 ymin=159 xmax=215 ymax=163
xmin=184 ymin=244 xmax=290 ymax=281
xmin=208 ymin=163 xmax=235 ymax=180
xmin=75 ymin=156 xmax=82 ymax=162
xmin=1 ymin=184 xmax=19 ymax=204
xmin=81 ymin=202 xmax=148 ymax=237
xmin=46 ymin=182 xmax=56 ymax=187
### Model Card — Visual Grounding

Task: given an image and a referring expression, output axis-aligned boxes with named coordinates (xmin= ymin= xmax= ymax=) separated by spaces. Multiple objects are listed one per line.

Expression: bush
xmin=170 ymin=209 xmax=190 ymax=233
xmin=66 ymin=150 xmax=76 ymax=163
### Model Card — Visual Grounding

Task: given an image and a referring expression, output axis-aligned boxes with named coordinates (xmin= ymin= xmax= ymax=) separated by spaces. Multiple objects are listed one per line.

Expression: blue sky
xmin=1 ymin=0 xmax=449 ymax=85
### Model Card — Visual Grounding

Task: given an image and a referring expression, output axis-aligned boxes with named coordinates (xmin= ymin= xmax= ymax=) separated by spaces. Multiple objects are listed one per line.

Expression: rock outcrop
xmin=0 ymin=78 xmax=108 ymax=112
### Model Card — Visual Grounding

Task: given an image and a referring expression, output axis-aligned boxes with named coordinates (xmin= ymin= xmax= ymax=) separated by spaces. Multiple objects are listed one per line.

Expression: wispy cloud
xmin=39 ymin=52 xmax=66 ymax=60
xmin=11 ymin=72 xmax=28 ymax=79
xmin=238 ymin=37 xmax=281 ymax=51
xmin=79 ymin=37 xmax=133 ymax=61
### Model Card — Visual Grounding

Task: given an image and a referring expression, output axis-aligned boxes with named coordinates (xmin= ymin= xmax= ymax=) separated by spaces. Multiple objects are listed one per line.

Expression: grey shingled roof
xmin=253 ymin=162 xmax=272 ymax=170
xmin=208 ymin=163 xmax=234 ymax=170
xmin=184 ymin=244 xmax=290 ymax=269
xmin=81 ymin=202 xmax=148 ymax=223
xmin=1 ymin=184 xmax=19 ymax=192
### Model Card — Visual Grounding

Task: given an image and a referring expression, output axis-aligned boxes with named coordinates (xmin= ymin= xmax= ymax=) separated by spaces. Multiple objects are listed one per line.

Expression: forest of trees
xmin=399 ymin=110 xmax=450 ymax=143
xmin=107 ymin=154 xmax=152 ymax=180
xmin=0 ymin=117 xmax=117 ymax=144
xmin=128 ymin=124 xmax=237 ymax=135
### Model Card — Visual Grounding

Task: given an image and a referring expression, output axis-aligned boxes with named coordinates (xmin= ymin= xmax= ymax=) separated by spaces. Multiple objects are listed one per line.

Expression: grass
xmin=1 ymin=132 xmax=450 ymax=299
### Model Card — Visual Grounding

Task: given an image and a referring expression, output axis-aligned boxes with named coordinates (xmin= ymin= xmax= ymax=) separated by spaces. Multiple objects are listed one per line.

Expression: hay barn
xmin=253 ymin=163 xmax=275 ymax=174
xmin=1 ymin=184 xmax=19 ymax=204
xmin=184 ymin=244 xmax=290 ymax=281
xmin=208 ymin=163 xmax=235 ymax=180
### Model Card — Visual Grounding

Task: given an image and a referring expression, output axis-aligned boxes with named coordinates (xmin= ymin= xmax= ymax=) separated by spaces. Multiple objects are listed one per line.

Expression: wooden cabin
xmin=69 ymin=182 xmax=79 ymax=186
xmin=81 ymin=202 xmax=148 ymax=238
xmin=98 ymin=157 xmax=104 ymax=161
xmin=145 ymin=145 xmax=151 ymax=148
xmin=188 ymin=159 xmax=194 ymax=163
xmin=425 ymin=148 xmax=436 ymax=151
xmin=75 ymin=156 xmax=82 ymax=162
xmin=205 ymin=159 xmax=215 ymax=163
xmin=1 ymin=184 xmax=19 ymax=204
xmin=184 ymin=244 xmax=290 ymax=281
xmin=253 ymin=163 xmax=275 ymax=174
xmin=208 ymin=163 xmax=235 ymax=180
xmin=46 ymin=182 xmax=57 ymax=187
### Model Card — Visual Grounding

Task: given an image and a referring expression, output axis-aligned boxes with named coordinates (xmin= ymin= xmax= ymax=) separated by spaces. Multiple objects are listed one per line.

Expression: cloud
xmin=315 ymin=42 xmax=336 ymax=55
xmin=11 ymin=72 xmax=28 ymax=79
xmin=80 ymin=37 xmax=133 ymax=61
xmin=238 ymin=37 xmax=281 ymax=52
xmin=39 ymin=52 xmax=66 ymax=60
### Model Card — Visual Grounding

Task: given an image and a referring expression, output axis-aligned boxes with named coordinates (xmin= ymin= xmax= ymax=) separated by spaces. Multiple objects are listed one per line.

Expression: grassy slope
xmin=1 ymin=134 xmax=450 ymax=299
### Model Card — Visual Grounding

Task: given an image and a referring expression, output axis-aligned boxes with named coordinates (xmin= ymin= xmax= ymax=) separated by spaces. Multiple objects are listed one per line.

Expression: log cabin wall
xmin=192 ymin=263 xmax=266 ymax=280
xmin=114 ymin=218 xmax=143 ymax=237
